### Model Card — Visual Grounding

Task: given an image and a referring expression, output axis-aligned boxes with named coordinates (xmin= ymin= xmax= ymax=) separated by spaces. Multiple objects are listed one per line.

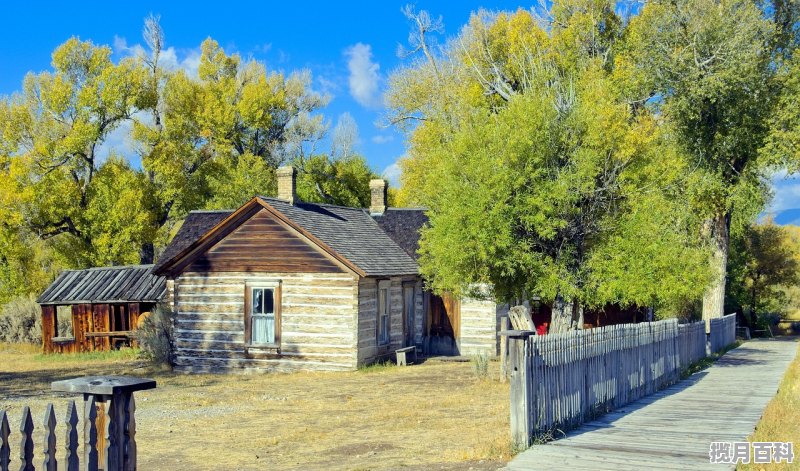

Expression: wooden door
xmin=427 ymin=292 xmax=461 ymax=355
xmin=442 ymin=293 xmax=461 ymax=342
xmin=403 ymin=284 xmax=415 ymax=347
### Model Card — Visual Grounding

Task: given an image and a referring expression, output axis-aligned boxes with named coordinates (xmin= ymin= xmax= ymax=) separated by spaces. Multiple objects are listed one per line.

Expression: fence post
xmin=51 ymin=376 xmax=156 ymax=471
xmin=500 ymin=316 xmax=509 ymax=382
xmin=65 ymin=401 xmax=79 ymax=471
xmin=84 ymin=394 xmax=99 ymax=470
xmin=0 ymin=411 xmax=9 ymax=471
xmin=42 ymin=404 xmax=57 ymax=471
xmin=19 ymin=406 xmax=34 ymax=471
xmin=502 ymin=329 xmax=535 ymax=450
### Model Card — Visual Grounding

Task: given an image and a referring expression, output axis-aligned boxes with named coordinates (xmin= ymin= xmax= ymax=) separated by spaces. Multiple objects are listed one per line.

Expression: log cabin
xmin=38 ymin=265 xmax=166 ymax=353
xmin=151 ymin=167 xmax=505 ymax=372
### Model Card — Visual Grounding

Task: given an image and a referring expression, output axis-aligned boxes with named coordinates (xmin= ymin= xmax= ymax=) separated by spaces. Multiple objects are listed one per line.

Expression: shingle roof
xmin=153 ymin=198 xmax=423 ymax=277
xmin=260 ymin=197 xmax=419 ymax=276
xmin=152 ymin=211 xmax=231 ymax=273
xmin=37 ymin=265 xmax=167 ymax=305
xmin=372 ymin=208 xmax=428 ymax=261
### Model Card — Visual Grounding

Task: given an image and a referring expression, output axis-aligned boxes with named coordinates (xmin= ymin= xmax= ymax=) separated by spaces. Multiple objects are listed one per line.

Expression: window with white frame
xmin=377 ymin=280 xmax=391 ymax=345
xmin=246 ymin=282 xmax=280 ymax=346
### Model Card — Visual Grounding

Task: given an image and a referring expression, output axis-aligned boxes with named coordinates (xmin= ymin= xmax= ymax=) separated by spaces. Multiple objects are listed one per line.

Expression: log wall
xmin=173 ymin=271 xmax=360 ymax=372
xmin=459 ymin=297 xmax=503 ymax=356
xmin=356 ymin=276 xmax=424 ymax=365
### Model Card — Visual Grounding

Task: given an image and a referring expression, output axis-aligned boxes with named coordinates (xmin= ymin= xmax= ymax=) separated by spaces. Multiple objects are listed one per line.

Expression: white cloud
xmin=112 ymin=35 xmax=145 ymax=59
xmin=344 ymin=43 xmax=382 ymax=108
xmin=317 ymin=75 xmax=340 ymax=99
xmin=382 ymin=161 xmax=402 ymax=187
xmin=371 ymin=134 xmax=394 ymax=144
xmin=769 ymin=171 xmax=800 ymax=213
xmin=113 ymin=34 xmax=200 ymax=78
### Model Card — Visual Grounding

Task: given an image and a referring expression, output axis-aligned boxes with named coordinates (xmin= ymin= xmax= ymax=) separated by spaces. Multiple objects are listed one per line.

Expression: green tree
xmin=0 ymin=37 xmax=150 ymax=266
xmin=388 ymin=5 xmax=710 ymax=331
xmin=727 ymin=220 xmax=800 ymax=325
xmin=623 ymin=0 xmax=800 ymax=327
xmin=134 ymin=32 xmax=328 ymax=260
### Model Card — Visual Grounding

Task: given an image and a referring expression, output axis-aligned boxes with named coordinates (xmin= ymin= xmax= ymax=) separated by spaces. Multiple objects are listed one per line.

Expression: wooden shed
xmin=38 ymin=265 xmax=167 ymax=353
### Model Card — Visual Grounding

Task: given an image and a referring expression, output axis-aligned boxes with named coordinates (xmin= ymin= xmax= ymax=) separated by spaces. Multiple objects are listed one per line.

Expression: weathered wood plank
xmin=505 ymin=339 xmax=797 ymax=471
xmin=64 ymin=401 xmax=79 ymax=471
xmin=0 ymin=410 xmax=10 ymax=471
xmin=42 ymin=404 xmax=57 ymax=471
xmin=18 ymin=406 xmax=34 ymax=471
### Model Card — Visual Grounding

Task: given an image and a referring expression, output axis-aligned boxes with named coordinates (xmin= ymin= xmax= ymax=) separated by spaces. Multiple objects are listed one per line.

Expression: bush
xmin=135 ymin=304 xmax=175 ymax=366
xmin=472 ymin=352 xmax=490 ymax=380
xmin=0 ymin=294 xmax=42 ymax=344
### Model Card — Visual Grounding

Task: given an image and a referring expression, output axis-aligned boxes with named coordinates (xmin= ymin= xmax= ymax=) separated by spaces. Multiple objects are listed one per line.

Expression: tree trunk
xmin=549 ymin=295 xmax=584 ymax=333
xmin=702 ymin=212 xmax=730 ymax=332
xmin=139 ymin=242 xmax=155 ymax=265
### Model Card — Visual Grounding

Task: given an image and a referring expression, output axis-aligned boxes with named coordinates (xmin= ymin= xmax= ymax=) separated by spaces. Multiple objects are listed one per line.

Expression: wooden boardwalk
xmin=505 ymin=338 xmax=798 ymax=471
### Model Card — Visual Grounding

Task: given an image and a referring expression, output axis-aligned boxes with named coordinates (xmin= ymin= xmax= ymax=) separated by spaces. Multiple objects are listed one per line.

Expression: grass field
xmin=0 ymin=344 xmax=510 ymax=470
xmin=739 ymin=341 xmax=800 ymax=471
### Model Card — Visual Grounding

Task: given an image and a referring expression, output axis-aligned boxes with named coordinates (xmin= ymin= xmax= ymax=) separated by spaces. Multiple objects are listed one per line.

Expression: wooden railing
xmin=710 ymin=313 xmax=737 ymax=353
xmin=504 ymin=316 xmax=737 ymax=448
xmin=0 ymin=376 xmax=154 ymax=471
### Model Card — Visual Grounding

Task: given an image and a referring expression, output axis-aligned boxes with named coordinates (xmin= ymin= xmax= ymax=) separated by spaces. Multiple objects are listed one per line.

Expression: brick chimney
xmin=369 ymin=179 xmax=387 ymax=215
xmin=277 ymin=166 xmax=297 ymax=204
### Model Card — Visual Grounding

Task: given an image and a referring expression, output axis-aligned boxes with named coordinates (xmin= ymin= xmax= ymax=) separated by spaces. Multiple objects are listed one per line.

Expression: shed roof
xmin=37 ymin=265 xmax=167 ymax=305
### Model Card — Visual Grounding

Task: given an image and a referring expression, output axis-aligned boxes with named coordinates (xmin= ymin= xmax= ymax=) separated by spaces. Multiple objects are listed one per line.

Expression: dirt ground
xmin=0 ymin=344 xmax=510 ymax=470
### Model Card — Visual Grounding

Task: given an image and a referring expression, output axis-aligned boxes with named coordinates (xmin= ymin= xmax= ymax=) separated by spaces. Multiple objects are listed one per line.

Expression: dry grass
xmin=739 ymin=341 xmax=800 ymax=471
xmin=0 ymin=344 xmax=510 ymax=470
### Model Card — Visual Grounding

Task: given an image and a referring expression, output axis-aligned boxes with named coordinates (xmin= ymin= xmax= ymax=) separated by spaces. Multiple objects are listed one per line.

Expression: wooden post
xmin=65 ymin=401 xmax=80 ymax=471
xmin=0 ymin=411 xmax=10 ymax=471
xmin=124 ymin=395 xmax=136 ymax=471
xmin=502 ymin=329 xmax=535 ymax=450
xmin=19 ymin=406 xmax=34 ymax=471
xmin=52 ymin=376 xmax=156 ymax=471
xmin=84 ymin=395 xmax=99 ymax=471
xmin=500 ymin=316 xmax=509 ymax=382
xmin=42 ymin=404 xmax=57 ymax=471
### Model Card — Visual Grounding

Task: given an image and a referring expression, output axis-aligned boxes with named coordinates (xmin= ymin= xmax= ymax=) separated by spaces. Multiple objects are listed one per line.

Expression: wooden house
xmin=38 ymin=265 xmax=166 ymax=353
xmin=152 ymin=167 xmax=504 ymax=372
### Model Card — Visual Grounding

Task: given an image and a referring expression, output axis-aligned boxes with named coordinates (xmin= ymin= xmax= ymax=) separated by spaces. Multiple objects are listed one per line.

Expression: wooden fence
xmin=710 ymin=313 xmax=737 ymax=353
xmin=505 ymin=316 xmax=737 ymax=448
xmin=1 ymin=400 xmax=100 ymax=471
xmin=677 ymin=320 xmax=707 ymax=367
xmin=1 ymin=376 xmax=154 ymax=471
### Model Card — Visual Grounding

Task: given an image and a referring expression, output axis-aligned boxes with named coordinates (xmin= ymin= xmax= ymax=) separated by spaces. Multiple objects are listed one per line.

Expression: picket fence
xmin=710 ymin=313 xmax=737 ymax=354
xmin=1 ymin=376 xmax=153 ymax=471
xmin=504 ymin=316 xmax=736 ymax=448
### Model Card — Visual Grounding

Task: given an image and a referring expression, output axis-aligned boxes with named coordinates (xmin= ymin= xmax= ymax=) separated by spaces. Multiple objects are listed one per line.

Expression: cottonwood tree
xmin=0 ymin=38 xmax=152 ymax=267
xmin=133 ymin=33 xmax=329 ymax=257
xmin=0 ymin=17 xmax=376 ymax=302
xmin=388 ymin=4 xmax=710 ymax=332
xmin=727 ymin=220 xmax=799 ymax=326
xmin=622 ymin=0 xmax=800 ymax=326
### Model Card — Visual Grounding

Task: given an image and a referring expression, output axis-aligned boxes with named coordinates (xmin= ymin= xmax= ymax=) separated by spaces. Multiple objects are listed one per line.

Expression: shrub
xmin=136 ymin=304 xmax=175 ymax=366
xmin=0 ymin=294 xmax=42 ymax=344
xmin=472 ymin=352 xmax=490 ymax=380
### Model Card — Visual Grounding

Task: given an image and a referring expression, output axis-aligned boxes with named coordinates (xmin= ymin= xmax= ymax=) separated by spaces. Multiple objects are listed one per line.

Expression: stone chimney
xmin=369 ymin=179 xmax=387 ymax=215
xmin=276 ymin=166 xmax=297 ymax=204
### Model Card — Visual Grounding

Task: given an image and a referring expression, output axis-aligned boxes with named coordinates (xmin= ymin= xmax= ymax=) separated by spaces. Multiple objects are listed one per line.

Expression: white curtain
xmin=252 ymin=314 xmax=275 ymax=344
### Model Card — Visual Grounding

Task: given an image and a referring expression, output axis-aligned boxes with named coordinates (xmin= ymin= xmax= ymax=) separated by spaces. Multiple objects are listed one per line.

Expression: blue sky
xmin=0 ymin=1 xmax=797 ymax=222
xmin=0 ymin=1 xmax=526 ymax=184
